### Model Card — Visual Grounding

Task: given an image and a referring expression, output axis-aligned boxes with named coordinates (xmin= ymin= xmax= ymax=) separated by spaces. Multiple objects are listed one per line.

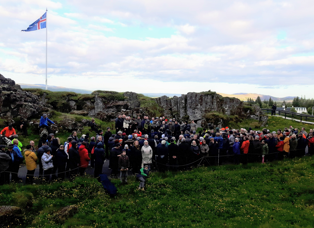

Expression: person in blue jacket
xmin=10 ymin=141 xmax=24 ymax=182
xmin=39 ymin=114 xmax=55 ymax=133
xmin=233 ymin=138 xmax=241 ymax=164
xmin=214 ymin=133 xmax=224 ymax=149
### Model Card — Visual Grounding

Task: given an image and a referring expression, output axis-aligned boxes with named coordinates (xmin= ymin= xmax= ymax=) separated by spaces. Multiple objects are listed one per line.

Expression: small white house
xmin=294 ymin=107 xmax=307 ymax=114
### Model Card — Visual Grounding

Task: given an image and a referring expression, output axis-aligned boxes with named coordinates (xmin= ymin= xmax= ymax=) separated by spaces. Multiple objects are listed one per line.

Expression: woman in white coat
xmin=141 ymin=140 xmax=153 ymax=168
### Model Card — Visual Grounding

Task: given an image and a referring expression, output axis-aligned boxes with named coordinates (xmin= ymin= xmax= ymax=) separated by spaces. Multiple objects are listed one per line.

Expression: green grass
xmin=138 ymin=94 xmax=164 ymax=117
xmin=228 ymin=116 xmax=314 ymax=132
xmin=24 ymin=89 xmax=80 ymax=112
xmin=2 ymin=157 xmax=314 ymax=227
xmin=92 ymin=90 xmax=125 ymax=101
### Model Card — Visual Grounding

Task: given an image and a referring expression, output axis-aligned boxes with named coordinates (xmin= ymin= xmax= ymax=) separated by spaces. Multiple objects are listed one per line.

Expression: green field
xmin=1 ymin=156 xmax=314 ymax=227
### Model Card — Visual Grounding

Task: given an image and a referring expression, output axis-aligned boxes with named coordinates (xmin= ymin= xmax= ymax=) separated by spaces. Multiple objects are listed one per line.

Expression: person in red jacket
xmin=241 ymin=136 xmax=250 ymax=165
xmin=0 ymin=125 xmax=16 ymax=139
xmin=78 ymin=141 xmax=90 ymax=176
xmin=276 ymin=137 xmax=284 ymax=160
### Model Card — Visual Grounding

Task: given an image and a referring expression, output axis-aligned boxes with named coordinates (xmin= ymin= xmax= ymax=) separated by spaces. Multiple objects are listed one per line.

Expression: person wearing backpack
xmin=143 ymin=118 xmax=150 ymax=135
xmin=136 ymin=165 xmax=149 ymax=191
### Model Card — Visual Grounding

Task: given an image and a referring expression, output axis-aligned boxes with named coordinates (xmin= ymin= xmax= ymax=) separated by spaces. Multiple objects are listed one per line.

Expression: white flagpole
xmin=46 ymin=9 xmax=48 ymax=90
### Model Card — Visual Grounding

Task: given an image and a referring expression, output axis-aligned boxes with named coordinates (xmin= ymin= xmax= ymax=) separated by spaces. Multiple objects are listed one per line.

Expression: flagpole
xmin=45 ymin=9 xmax=48 ymax=90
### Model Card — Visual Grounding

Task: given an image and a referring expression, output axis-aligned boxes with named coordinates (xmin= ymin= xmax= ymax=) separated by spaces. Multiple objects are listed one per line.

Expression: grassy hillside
xmin=229 ymin=116 xmax=314 ymax=132
xmin=1 ymin=156 xmax=314 ymax=227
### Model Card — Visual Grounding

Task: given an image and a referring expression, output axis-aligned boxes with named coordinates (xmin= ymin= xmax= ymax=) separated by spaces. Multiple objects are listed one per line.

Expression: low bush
xmin=12 ymin=191 xmax=33 ymax=209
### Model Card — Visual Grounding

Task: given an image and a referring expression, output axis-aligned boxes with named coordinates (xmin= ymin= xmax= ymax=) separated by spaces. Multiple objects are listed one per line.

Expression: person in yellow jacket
xmin=24 ymin=145 xmax=37 ymax=184
xmin=283 ymin=136 xmax=290 ymax=155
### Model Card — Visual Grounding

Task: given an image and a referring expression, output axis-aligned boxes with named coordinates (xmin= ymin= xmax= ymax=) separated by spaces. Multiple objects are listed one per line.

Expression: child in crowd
xmin=262 ymin=140 xmax=269 ymax=163
xmin=136 ymin=165 xmax=149 ymax=191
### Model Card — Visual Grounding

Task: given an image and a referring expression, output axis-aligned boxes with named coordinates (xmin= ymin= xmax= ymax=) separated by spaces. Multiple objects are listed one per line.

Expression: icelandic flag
xmin=22 ymin=12 xmax=47 ymax=32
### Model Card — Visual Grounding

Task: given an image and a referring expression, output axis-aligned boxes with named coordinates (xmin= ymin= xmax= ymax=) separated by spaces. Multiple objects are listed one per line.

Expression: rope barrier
xmin=0 ymin=151 xmax=298 ymax=179
xmin=0 ymin=164 xmax=84 ymax=176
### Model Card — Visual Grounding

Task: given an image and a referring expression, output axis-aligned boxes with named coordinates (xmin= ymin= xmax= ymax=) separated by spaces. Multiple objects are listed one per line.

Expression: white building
xmin=294 ymin=107 xmax=307 ymax=114
xmin=281 ymin=106 xmax=308 ymax=114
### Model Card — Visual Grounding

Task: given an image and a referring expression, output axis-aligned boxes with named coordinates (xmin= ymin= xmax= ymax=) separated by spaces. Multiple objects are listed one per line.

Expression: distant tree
xmin=286 ymin=102 xmax=292 ymax=107
xmin=246 ymin=98 xmax=255 ymax=104
xmin=292 ymin=97 xmax=300 ymax=107
xmin=282 ymin=101 xmax=286 ymax=109
xmin=290 ymin=107 xmax=297 ymax=113
xmin=308 ymin=107 xmax=313 ymax=115
xmin=255 ymin=96 xmax=262 ymax=108
xmin=263 ymin=100 xmax=268 ymax=108
xmin=268 ymin=97 xmax=274 ymax=107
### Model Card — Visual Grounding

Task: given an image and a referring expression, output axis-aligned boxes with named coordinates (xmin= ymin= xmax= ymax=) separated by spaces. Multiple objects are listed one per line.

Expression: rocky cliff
xmin=156 ymin=92 xmax=244 ymax=120
xmin=0 ymin=74 xmax=47 ymax=121
xmin=0 ymin=74 xmax=266 ymax=127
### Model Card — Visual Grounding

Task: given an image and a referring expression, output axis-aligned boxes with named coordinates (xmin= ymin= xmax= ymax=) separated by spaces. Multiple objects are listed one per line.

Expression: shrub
xmin=12 ymin=191 xmax=33 ymax=209
xmin=243 ymin=105 xmax=253 ymax=113
xmin=138 ymin=94 xmax=164 ymax=117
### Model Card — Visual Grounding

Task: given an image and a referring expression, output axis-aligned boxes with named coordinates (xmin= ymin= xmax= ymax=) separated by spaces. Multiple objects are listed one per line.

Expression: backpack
xmin=144 ymin=122 xmax=149 ymax=131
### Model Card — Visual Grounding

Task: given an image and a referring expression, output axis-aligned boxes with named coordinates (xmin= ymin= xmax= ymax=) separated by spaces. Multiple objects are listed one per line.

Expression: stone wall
xmin=0 ymin=74 xmax=47 ymax=120
xmin=0 ymin=74 xmax=265 ymax=126
xmin=156 ymin=92 xmax=245 ymax=121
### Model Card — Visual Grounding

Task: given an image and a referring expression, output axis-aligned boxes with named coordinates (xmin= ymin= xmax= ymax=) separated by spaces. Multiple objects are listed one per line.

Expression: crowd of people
xmin=0 ymin=113 xmax=314 ymax=191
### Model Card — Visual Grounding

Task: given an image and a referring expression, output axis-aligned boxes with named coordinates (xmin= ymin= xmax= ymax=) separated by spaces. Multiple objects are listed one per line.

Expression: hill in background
xmin=20 ymin=84 xmax=294 ymax=102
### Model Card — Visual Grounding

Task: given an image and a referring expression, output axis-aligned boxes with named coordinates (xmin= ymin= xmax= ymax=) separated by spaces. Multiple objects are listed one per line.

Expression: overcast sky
xmin=1 ymin=0 xmax=314 ymax=98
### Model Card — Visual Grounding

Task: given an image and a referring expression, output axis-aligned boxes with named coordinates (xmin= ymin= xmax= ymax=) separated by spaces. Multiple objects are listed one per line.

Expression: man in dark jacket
xmin=115 ymin=115 xmax=123 ymax=133
xmin=104 ymin=127 xmax=112 ymax=157
xmin=252 ymin=136 xmax=262 ymax=162
xmin=266 ymin=134 xmax=277 ymax=161
xmin=156 ymin=140 xmax=169 ymax=172
xmin=271 ymin=104 xmax=276 ymax=116
xmin=94 ymin=142 xmax=105 ymax=179
xmin=70 ymin=131 xmax=79 ymax=142
xmin=0 ymin=145 xmax=10 ymax=185
xmin=168 ymin=139 xmax=179 ymax=171
xmin=56 ymin=145 xmax=68 ymax=180
xmin=110 ymin=144 xmax=122 ymax=178
xmin=178 ymin=139 xmax=190 ymax=169
xmin=174 ymin=122 xmax=181 ymax=139
xmin=37 ymin=142 xmax=48 ymax=179
xmin=19 ymin=118 xmax=28 ymax=136
xmin=297 ymin=133 xmax=307 ymax=157
xmin=68 ymin=141 xmax=80 ymax=178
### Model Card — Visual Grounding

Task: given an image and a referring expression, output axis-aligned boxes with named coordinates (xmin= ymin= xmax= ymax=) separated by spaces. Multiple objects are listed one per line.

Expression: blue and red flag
xmin=22 ymin=12 xmax=47 ymax=32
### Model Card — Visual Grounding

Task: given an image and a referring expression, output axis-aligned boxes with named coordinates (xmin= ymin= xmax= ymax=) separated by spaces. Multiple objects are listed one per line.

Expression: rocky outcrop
xmin=0 ymin=206 xmax=23 ymax=227
xmin=52 ymin=205 xmax=78 ymax=223
xmin=156 ymin=92 xmax=244 ymax=122
xmin=0 ymin=74 xmax=47 ymax=121
xmin=0 ymin=74 xmax=267 ymax=126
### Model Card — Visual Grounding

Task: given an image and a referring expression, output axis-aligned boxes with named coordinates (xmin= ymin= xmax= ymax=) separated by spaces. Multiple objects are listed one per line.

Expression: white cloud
xmin=178 ymin=24 xmax=195 ymax=35
xmin=1 ymin=0 xmax=314 ymax=97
